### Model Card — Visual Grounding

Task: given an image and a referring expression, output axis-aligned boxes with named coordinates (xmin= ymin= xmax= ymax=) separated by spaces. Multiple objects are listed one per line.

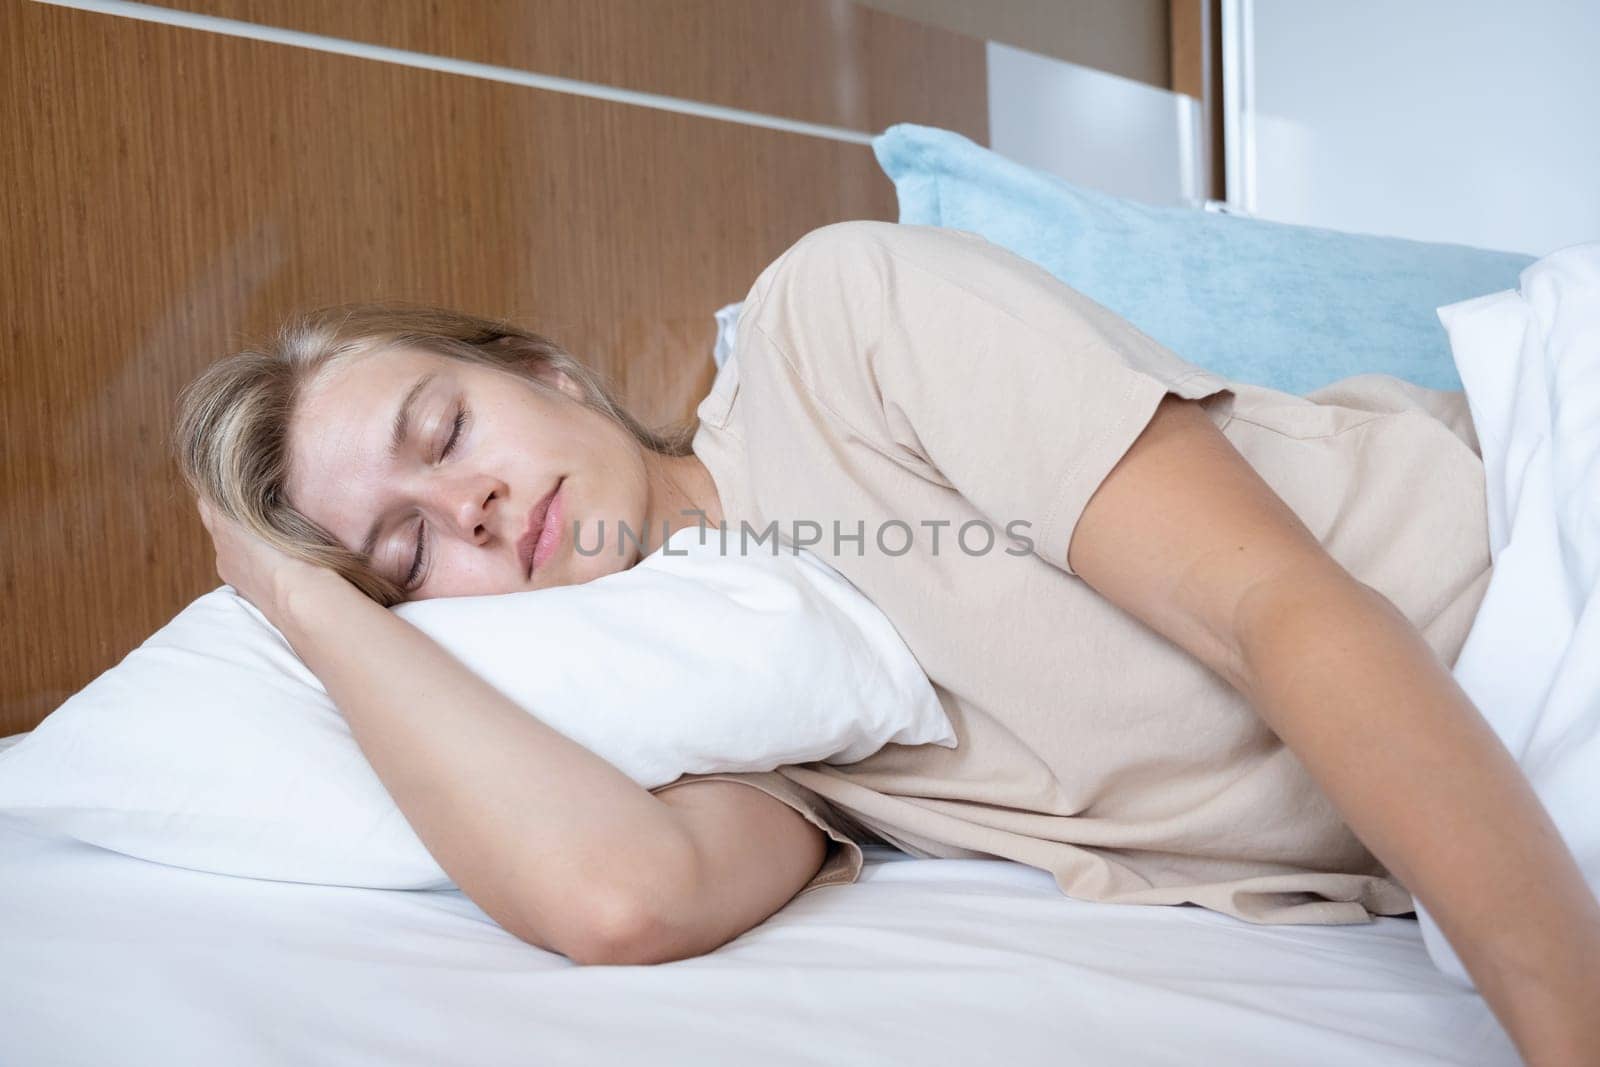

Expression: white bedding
xmin=1425 ymin=242 xmax=1600 ymax=984
xmin=0 ymin=810 xmax=1515 ymax=1066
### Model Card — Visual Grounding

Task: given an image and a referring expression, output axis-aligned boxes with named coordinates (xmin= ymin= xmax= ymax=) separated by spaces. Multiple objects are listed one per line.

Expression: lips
xmin=518 ymin=479 xmax=563 ymax=578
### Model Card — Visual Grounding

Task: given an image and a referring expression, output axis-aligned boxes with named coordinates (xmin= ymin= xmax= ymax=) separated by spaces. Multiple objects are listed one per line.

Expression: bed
xmin=0 ymin=750 xmax=1517 ymax=1066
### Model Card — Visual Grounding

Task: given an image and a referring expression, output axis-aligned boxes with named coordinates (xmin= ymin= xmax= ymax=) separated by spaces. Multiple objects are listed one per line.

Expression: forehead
xmin=286 ymin=345 xmax=455 ymax=544
xmin=302 ymin=343 xmax=445 ymax=413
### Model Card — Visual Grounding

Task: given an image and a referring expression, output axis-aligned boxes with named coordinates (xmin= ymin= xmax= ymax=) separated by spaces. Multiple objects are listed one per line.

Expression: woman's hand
xmin=196 ymin=497 xmax=336 ymax=627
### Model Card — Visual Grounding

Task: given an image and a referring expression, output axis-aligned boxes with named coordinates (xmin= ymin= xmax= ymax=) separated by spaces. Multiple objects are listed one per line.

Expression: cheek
xmin=431 ymin=538 xmax=507 ymax=594
xmin=518 ymin=406 xmax=603 ymax=466
xmin=567 ymin=415 xmax=645 ymax=485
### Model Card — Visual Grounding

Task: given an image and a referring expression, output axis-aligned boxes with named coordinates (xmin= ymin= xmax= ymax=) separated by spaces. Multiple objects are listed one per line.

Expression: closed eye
xmin=402 ymin=404 xmax=469 ymax=590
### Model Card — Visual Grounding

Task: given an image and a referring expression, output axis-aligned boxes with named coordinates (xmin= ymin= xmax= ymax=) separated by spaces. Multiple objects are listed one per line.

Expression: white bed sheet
xmin=0 ymin=810 xmax=1516 ymax=1066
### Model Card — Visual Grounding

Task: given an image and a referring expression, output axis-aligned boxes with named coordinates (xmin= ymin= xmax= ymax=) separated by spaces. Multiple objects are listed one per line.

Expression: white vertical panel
xmin=1234 ymin=1 xmax=1600 ymax=255
xmin=1219 ymin=0 xmax=1254 ymax=213
xmin=986 ymin=42 xmax=1203 ymax=207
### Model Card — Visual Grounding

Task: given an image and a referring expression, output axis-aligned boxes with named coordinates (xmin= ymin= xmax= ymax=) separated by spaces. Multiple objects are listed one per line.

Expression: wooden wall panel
xmin=0 ymin=0 xmax=986 ymax=733
xmin=1168 ymin=0 xmax=1204 ymax=100
xmin=151 ymin=0 xmax=989 ymax=144
xmin=1168 ymin=0 xmax=1223 ymax=200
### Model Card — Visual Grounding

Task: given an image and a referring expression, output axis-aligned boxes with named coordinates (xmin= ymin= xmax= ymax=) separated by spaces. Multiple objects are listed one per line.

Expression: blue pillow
xmin=871 ymin=123 xmax=1534 ymax=396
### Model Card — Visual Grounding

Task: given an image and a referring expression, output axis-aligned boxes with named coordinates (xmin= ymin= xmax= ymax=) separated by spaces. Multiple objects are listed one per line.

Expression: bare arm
xmin=1239 ymin=568 xmax=1600 ymax=1063
xmin=1069 ymin=396 xmax=1600 ymax=1066
xmin=276 ymin=569 xmax=706 ymax=964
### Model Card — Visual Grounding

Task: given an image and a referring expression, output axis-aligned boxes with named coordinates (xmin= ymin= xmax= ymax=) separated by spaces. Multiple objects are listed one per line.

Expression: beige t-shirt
xmin=648 ymin=221 xmax=1493 ymax=926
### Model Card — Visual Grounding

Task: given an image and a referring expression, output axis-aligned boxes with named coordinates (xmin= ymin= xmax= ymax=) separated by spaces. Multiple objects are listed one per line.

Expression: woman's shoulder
xmin=713 ymin=226 xmax=901 ymax=439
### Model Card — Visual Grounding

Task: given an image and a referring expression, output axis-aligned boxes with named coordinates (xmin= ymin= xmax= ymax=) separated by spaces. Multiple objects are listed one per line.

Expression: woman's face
xmin=285 ymin=345 xmax=653 ymax=601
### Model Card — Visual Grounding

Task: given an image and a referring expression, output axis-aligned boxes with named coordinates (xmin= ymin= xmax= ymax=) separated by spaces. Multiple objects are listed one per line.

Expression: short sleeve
xmin=648 ymin=769 xmax=864 ymax=896
xmin=737 ymin=221 xmax=1236 ymax=575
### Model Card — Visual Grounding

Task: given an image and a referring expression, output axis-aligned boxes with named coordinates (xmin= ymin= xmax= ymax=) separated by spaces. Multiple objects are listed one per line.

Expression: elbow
xmin=492 ymin=888 xmax=654 ymax=966
xmin=567 ymin=896 xmax=661 ymax=966
xmin=505 ymin=876 xmax=705 ymax=966
xmin=507 ymin=826 xmax=710 ymax=966
xmin=563 ymin=894 xmax=702 ymax=967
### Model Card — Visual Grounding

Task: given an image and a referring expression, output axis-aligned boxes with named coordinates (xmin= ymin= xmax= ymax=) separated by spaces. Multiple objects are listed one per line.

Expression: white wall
xmin=988 ymin=42 xmax=1204 ymax=207
xmin=857 ymin=0 xmax=1171 ymax=87
xmin=1235 ymin=0 xmax=1600 ymax=256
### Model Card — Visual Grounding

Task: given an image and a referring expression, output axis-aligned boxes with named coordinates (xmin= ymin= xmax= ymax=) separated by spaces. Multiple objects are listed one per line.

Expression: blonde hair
xmin=173 ymin=302 xmax=696 ymax=606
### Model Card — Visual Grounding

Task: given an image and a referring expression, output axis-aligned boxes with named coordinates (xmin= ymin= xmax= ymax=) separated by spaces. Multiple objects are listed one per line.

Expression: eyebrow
xmin=358 ymin=371 xmax=436 ymax=564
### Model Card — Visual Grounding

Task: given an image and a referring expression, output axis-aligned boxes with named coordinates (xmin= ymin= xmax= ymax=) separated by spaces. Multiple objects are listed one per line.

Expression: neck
xmin=641 ymin=451 xmax=723 ymax=551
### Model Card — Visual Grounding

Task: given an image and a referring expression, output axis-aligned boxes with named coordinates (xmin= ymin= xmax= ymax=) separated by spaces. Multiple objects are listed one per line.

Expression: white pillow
xmin=1420 ymin=244 xmax=1600 ymax=987
xmin=0 ymin=525 xmax=953 ymax=890
xmin=712 ymin=301 xmax=744 ymax=370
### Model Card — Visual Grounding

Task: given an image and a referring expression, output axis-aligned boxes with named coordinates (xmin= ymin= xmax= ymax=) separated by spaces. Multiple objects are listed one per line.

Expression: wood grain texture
xmin=148 ymin=0 xmax=990 ymax=143
xmin=0 ymin=0 xmax=986 ymax=733
xmin=1169 ymin=0 xmax=1223 ymax=200
xmin=1168 ymin=0 xmax=1203 ymax=99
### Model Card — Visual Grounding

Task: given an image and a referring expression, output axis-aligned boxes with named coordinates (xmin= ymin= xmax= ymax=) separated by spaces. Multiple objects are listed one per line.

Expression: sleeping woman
xmin=174 ymin=221 xmax=1599 ymax=1064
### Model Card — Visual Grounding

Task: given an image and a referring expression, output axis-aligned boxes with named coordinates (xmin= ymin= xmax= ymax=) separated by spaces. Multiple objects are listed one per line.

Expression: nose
xmin=434 ymin=473 xmax=502 ymax=546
